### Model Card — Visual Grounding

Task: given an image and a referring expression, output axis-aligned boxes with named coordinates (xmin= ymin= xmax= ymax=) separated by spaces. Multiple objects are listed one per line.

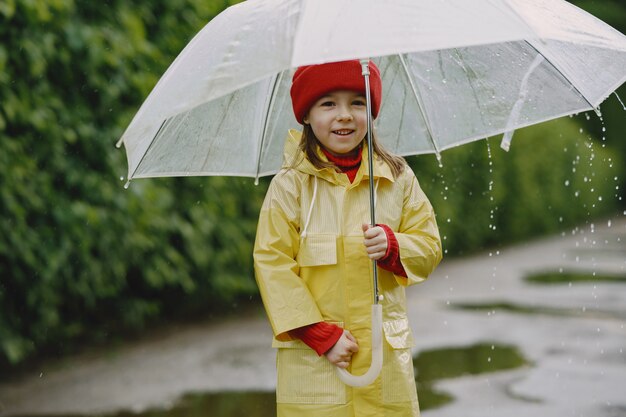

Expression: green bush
xmin=0 ymin=0 xmax=624 ymax=368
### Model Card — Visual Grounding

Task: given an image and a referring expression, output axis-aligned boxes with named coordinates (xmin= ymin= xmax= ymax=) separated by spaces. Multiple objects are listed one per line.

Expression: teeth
xmin=334 ymin=130 xmax=352 ymax=135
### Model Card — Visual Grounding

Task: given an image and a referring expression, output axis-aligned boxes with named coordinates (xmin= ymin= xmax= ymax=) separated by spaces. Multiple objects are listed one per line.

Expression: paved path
xmin=410 ymin=216 xmax=626 ymax=417
xmin=1 ymin=217 xmax=625 ymax=417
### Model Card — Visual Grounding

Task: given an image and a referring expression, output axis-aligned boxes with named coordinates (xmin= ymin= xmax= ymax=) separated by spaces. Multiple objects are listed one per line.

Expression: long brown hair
xmin=291 ymin=124 xmax=406 ymax=179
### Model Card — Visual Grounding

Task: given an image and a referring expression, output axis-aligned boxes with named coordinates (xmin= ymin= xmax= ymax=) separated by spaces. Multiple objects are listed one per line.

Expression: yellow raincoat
xmin=254 ymin=130 xmax=442 ymax=417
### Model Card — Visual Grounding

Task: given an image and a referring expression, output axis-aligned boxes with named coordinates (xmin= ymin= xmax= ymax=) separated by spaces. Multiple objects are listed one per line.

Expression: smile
xmin=332 ymin=130 xmax=354 ymax=136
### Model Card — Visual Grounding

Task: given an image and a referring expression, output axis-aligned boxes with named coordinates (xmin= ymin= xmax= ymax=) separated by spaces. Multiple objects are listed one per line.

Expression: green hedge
xmin=0 ymin=0 xmax=624 ymax=368
xmin=0 ymin=0 xmax=253 ymax=367
xmin=410 ymin=118 xmax=622 ymax=256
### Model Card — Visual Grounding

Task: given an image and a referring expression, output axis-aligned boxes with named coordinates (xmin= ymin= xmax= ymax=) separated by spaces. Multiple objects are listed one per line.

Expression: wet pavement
xmin=0 ymin=217 xmax=625 ymax=417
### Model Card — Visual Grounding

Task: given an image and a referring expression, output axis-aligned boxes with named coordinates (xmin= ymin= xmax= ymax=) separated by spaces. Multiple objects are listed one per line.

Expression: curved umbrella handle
xmin=335 ymin=304 xmax=383 ymax=387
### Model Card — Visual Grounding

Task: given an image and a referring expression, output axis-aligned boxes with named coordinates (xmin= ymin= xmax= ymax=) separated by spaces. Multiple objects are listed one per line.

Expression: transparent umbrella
xmin=117 ymin=0 xmax=626 ymax=184
xmin=116 ymin=0 xmax=626 ymax=387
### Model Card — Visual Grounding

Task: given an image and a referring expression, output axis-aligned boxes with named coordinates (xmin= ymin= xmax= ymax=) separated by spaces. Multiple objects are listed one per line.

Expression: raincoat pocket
xmin=382 ymin=318 xmax=418 ymax=404
xmin=276 ymin=346 xmax=347 ymax=404
xmin=296 ymin=234 xmax=337 ymax=267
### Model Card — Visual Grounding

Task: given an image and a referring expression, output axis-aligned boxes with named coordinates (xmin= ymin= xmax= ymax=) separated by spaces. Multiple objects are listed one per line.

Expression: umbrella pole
xmin=361 ymin=58 xmax=381 ymax=306
xmin=334 ymin=59 xmax=384 ymax=388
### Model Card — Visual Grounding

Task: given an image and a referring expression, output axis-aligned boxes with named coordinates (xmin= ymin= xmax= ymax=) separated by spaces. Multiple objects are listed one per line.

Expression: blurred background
xmin=0 ymin=1 xmax=625 ymax=416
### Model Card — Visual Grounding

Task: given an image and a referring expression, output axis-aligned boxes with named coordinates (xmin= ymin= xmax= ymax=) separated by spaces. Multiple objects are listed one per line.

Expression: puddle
xmin=454 ymin=302 xmax=626 ymax=321
xmin=11 ymin=343 xmax=528 ymax=416
xmin=413 ymin=342 xmax=529 ymax=410
xmin=451 ymin=271 xmax=626 ymax=321
xmin=525 ymin=271 xmax=626 ymax=285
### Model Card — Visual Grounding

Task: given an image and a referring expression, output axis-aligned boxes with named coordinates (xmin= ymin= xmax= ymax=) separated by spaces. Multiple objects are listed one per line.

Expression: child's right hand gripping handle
xmin=335 ymin=304 xmax=383 ymax=387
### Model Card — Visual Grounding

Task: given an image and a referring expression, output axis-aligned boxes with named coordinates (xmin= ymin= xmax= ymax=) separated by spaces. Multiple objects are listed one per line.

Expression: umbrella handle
xmin=335 ymin=304 xmax=383 ymax=387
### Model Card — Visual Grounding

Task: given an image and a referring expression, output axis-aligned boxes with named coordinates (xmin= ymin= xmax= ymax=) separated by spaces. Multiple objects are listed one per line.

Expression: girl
xmin=254 ymin=60 xmax=442 ymax=417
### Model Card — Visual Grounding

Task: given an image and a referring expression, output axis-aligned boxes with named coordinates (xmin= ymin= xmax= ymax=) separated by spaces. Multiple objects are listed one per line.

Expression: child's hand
xmin=362 ymin=223 xmax=388 ymax=260
xmin=325 ymin=330 xmax=359 ymax=369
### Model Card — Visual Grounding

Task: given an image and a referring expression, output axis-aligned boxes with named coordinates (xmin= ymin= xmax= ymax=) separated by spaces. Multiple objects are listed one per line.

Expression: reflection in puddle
xmin=414 ymin=343 xmax=529 ymax=410
xmin=453 ymin=270 xmax=626 ymax=321
xmin=525 ymin=271 xmax=626 ymax=284
xmin=13 ymin=343 xmax=528 ymax=417
xmin=453 ymin=301 xmax=625 ymax=321
xmin=13 ymin=392 xmax=277 ymax=417
xmin=112 ymin=392 xmax=276 ymax=417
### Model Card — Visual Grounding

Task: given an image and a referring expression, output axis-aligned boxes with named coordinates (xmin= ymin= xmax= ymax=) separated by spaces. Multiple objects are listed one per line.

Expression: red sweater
xmin=290 ymin=148 xmax=407 ymax=355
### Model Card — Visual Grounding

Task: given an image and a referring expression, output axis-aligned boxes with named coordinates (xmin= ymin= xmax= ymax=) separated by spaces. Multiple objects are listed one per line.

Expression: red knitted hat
xmin=290 ymin=60 xmax=382 ymax=124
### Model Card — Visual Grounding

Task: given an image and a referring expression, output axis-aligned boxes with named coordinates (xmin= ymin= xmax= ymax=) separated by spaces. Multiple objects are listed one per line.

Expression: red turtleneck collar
xmin=321 ymin=147 xmax=362 ymax=183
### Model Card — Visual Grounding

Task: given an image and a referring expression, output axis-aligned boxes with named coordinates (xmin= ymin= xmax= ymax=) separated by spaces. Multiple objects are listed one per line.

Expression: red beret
xmin=290 ymin=60 xmax=382 ymax=124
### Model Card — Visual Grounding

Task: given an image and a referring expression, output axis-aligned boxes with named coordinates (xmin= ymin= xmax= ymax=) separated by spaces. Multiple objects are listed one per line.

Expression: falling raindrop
xmin=436 ymin=152 xmax=443 ymax=168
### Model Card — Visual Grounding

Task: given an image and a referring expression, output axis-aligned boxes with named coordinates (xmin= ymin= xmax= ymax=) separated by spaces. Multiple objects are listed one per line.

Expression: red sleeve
xmin=376 ymin=224 xmax=408 ymax=277
xmin=289 ymin=322 xmax=344 ymax=356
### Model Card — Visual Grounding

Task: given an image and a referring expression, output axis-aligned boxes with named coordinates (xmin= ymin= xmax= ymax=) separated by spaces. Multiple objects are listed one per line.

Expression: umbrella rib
xmin=130 ymin=118 xmax=168 ymax=181
xmin=524 ymin=39 xmax=601 ymax=116
xmin=255 ymin=72 xmax=283 ymax=184
xmin=397 ymin=54 xmax=441 ymax=160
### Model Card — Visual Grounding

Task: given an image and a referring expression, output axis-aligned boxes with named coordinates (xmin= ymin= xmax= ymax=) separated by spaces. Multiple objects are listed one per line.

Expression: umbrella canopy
xmin=117 ymin=0 xmax=626 ymax=185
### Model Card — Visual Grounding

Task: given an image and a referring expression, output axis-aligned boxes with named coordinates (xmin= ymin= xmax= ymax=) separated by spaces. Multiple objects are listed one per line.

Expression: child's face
xmin=303 ymin=90 xmax=368 ymax=156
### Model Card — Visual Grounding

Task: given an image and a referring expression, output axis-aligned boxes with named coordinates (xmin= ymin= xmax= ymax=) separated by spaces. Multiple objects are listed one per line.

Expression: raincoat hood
xmin=282 ymin=129 xmax=394 ymax=186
